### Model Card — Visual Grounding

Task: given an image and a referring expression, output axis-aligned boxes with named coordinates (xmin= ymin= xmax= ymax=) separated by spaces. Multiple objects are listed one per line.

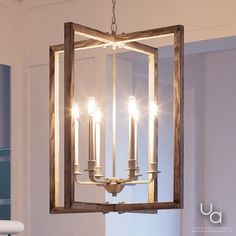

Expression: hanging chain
xmin=111 ymin=0 xmax=117 ymax=35
xmin=112 ymin=48 xmax=116 ymax=178
xmin=111 ymin=0 xmax=117 ymax=177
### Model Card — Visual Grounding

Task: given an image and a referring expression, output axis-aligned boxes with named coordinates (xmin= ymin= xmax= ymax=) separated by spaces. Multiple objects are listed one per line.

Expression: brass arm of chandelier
xmin=115 ymin=173 xmax=139 ymax=184
xmin=75 ymin=172 xmax=156 ymax=186
xmin=88 ymin=169 xmax=111 ymax=184
xmin=115 ymin=168 xmax=157 ymax=185
xmin=124 ymin=172 xmax=156 ymax=185
xmin=87 ymin=167 xmax=137 ymax=185
xmin=74 ymin=164 xmax=137 ymax=185
xmin=74 ymin=169 xmax=137 ymax=185
xmin=74 ymin=175 xmax=106 ymax=186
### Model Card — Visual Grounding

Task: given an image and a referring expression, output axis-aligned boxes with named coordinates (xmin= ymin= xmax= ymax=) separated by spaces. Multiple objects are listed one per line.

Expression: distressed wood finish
xmin=154 ymin=51 xmax=158 ymax=204
xmin=72 ymin=202 xmax=115 ymax=212
xmin=51 ymin=207 xmax=108 ymax=214
xmin=173 ymin=26 xmax=184 ymax=207
xmin=51 ymin=202 xmax=179 ymax=214
xmin=115 ymin=202 xmax=180 ymax=212
xmin=115 ymin=25 xmax=181 ymax=43
xmin=49 ymin=22 xmax=184 ymax=214
xmin=50 ymin=39 xmax=157 ymax=56
xmin=64 ymin=22 xmax=75 ymax=209
xmin=124 ymin=42 xmax=157 ymax=55
xmin=73 ymin=22 xmax=114 ymax=42
xmin=49 ymin=47 xmax=56 ymax=211
xmin=148 ymin=51 xmax=158 ymax=204
xmin=50 ymin=47 xmax=60 ymax=211
xmin=50 ymin=39 xmax=106 ymax=53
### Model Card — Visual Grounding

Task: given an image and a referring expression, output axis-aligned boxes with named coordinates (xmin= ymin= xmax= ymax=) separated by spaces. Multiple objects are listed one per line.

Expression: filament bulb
xmin=128 ymin=96 xmax=136 ymax=115
xmin=88 ymin=97 xmax=96 ymax=115
xmin=150 ymin=101 xmax=158 ymax=118
xmin=94 ymin=110 xmax=101 ymax=123
xmin=134 ymin=109 xmax=139 ymax=121
xmin=128 ymin=96 xmax=139 ymax=120
xmin=72 ymin=103 xmax=79 ymax=120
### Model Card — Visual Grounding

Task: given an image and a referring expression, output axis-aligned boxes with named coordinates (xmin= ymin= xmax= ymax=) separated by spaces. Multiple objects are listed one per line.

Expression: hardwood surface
xmin=64 ymin=22 xmax=75 ymax=209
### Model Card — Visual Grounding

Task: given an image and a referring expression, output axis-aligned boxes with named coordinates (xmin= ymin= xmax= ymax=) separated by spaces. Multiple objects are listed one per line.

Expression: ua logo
xmin=200 ymin=203 xmax=222 ymax=224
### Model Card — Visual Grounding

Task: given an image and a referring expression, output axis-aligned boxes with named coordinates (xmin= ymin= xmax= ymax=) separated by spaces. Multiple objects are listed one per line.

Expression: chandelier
xmin=49 ymin=1 xmax=184 ymax=213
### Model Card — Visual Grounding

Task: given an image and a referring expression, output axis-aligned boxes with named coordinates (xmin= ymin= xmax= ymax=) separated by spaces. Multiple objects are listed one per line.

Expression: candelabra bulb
xmin=72 ymin=103 xmax=79 ymax=120
xmin=88 ymin=97 xmax=96 ymax=115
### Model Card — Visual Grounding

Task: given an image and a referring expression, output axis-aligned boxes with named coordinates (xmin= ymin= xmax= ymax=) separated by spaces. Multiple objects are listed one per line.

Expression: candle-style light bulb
xmin=148 ymin=100 xmax=158 ymax=171
xmin=134 ymin=109 xmax=139 ymax=121
xmin=94 ymin=110 xmax=101 ymax=123
xmin=88 ymin=97 xmax=96 ymax=164
xmin=128 ymin=96 xmax=136 ymax=115
xmin=88 ymin=97 xmax=96 ymax=116
xmin=72 ymin=103 xmax=80 ymax=173
xmin=150 ymin=101 xmax=158 ymax=118
xmin=128 ymin=96 xmax=139 ymax=179
xmin=129 ymin=96 xmax=139 ymax=120
xmin=94 ymin=110 xmax=102 ymax=175
xmin=72 ymin=103 xmax=79 ymax=120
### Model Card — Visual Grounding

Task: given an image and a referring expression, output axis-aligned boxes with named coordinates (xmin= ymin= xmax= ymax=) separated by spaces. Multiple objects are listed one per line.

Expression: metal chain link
xmin=111 ymin=0 xmax=117 ymax=35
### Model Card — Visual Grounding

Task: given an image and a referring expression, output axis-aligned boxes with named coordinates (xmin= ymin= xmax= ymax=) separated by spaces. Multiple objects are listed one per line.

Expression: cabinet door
xmin=0 ymin=64 xmax=11 ymax=220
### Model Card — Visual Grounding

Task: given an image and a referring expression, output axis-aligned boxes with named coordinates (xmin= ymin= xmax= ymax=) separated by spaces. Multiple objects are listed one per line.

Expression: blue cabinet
xmin=0 ymin=65 xmax=11 ymax=220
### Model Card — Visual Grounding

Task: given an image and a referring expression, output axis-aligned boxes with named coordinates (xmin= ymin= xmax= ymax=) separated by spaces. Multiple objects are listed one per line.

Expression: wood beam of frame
xmin=49 ymin=22 xmax=184 ymax=214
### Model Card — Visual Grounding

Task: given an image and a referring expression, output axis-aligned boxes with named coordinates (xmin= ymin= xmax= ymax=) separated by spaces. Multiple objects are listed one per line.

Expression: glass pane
xmin=0 ymin=65 xmax=10 ymax=148
xmin=0 ymin=205 xmax=10 ymax=220
xmin=0 ymin=162 xmax=10 ymax=199
xmin=0 ymin=148 xmax=10 ymax=157
xmin=0 ymin=64 xmax=11 ymax=220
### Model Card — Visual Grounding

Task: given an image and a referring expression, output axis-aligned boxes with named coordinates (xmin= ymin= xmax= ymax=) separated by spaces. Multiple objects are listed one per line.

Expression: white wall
xmin=182 ymin=54 xmax=205 ymax=236
xmin=204 ymin=50 xmax=236 ymax=234
xmin=113 ymin=0 xmax=236 ymax=43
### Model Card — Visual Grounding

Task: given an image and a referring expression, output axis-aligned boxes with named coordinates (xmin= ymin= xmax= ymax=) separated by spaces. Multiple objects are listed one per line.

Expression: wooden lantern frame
xmin=49 ymin=22 xmax=184 ymax=214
